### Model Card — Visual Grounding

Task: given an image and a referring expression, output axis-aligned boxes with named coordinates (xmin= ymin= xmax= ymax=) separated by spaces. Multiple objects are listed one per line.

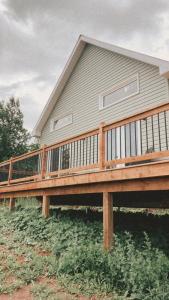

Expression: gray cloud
xmin=6 ymin=0 xmax=169 ymax=38
xmin=0 ymin=0 xmax=169 ymax=131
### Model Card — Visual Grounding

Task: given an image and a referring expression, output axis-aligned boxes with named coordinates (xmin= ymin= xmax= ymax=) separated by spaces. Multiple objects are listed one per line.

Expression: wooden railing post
xmin=99 ymin=122 xmax=106 ymax=170
xmin=8 ymin=158 xmax=13 ymax=185
xmin=41 ymin=145 xmax=47 ymax=180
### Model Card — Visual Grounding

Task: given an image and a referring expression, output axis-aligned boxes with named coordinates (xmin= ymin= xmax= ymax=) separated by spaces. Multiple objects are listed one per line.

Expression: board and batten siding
xmin=40 ymin=44 xmax=169 ymax=146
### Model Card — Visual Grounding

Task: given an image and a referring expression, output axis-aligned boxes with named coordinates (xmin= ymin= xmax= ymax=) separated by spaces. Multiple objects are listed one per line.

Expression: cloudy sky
xmin=0 ymin=0 xmax=169 ymax=132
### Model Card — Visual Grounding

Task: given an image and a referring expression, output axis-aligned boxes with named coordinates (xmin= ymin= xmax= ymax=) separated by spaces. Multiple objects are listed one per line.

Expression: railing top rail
xmin=0 ymin=148 xmax=41 ymax=167
xmin=11 ymin=148 xmax=42 ymax=163
xmin=46 ymin=128 xmax=99 ymax=151
xmin=0 ymin=160 xmax=10 ymax=167
xmin=103 ymin=101 xmax=169 ymax=132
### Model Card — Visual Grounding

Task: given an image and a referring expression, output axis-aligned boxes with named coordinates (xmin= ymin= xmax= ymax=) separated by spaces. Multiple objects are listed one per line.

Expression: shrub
xmin=0 ymin=207 xmax=169 ymax=299
xmin=57 ymin=234 xmax=169 ymax=298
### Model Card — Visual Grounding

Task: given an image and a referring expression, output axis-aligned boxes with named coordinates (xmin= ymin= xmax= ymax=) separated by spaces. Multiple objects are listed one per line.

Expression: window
xmin=50 ymin=114 xmax=73 ymax=132
xmin=99 ymin=74 xmax=139 ymax=110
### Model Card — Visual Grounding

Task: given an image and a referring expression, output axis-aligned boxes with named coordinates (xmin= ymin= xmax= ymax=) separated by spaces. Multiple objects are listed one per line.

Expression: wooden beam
xmin=9 ymin=197 xmax=15 ymax=211
xmin=2 ymin=159 xmax=169 ymax=195
xmin=46 ymin=163 xmax=99 ymax=177
xmin=42 ymin=195 xmax=50 ymax=218
xmin=105 ymin=149 xmax=169 ymax=166
xmin=103 ymin=192 xmax=113 ymax=250
xmin=3 ymin=176 xmax=169 ymax=199
xmin=1 ymin=183 xmax=169 ymax=211
xmin=10 ymin=175 xmax=39 ymax=184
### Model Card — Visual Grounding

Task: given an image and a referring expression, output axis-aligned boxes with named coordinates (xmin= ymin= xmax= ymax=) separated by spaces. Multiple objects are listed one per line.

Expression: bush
xmin=1 ymin=207 xmax=169 ymax=299
xmin=57 ymin=234 xmax=169 ymax=299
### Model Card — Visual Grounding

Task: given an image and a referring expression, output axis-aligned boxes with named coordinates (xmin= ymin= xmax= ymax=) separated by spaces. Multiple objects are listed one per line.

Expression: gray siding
xmin=40 ymin=44 xmax=169 ymax=145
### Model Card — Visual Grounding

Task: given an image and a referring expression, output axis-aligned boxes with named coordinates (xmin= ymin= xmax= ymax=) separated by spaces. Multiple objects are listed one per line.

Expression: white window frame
xmin=99 ymin=73 xmax=139 ymax=110
xmin=50 ymin=114 xmax=73 ymax=132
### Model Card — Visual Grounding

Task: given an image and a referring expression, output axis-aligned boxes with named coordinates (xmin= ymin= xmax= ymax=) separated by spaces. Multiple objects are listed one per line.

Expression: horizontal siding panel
xmin=40 ymin=44 xmax=169 ymax=145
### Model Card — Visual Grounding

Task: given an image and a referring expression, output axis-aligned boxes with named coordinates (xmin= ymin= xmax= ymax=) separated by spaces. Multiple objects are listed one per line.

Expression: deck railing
xmin=1 ymin=102 xmax=169 ymax=186
xmin=104 ymin=102 xmax=169 ymax=167
xmin=0 ymin=149 xmax=42 ymax=185
xmin=45 ymin=129 xmax=99 ymax=177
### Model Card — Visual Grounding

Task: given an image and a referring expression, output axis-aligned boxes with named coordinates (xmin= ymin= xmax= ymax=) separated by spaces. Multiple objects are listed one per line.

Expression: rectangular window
xmin=50 ymin=114 xmax=73 ymax=132
xmin=99 ymin=74 xmax=139 ymax=110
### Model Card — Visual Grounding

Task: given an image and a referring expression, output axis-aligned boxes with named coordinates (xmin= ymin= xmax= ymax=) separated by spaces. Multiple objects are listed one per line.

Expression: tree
xmin=0 ymin=98 xmax=36 ymax=162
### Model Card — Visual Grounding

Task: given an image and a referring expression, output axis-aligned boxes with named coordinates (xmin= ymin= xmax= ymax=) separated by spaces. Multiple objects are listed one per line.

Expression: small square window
xmin=50 ymin=114 xmax=73 ymax=132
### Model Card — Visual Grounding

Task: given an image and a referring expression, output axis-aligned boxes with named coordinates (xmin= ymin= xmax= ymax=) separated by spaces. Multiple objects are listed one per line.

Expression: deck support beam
xmin=42 ymin=195 xmax=50 ymax=218
xmin=9 ymin=197 xmax=15 ymax=211
xmin=103 ymin=192 xmax=113 ymax=250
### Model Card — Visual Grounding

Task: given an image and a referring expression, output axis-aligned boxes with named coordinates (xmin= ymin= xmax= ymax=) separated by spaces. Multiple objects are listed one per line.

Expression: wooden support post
xmin=42 ymin=195 xmax=50 ymax=218
xmin=99 ymin=122 xmax=105 ymax=170
xmin=103 ymin=192 xmax=113 ymax=250
xmin=9 ymin=197 xmax=15 ymax=211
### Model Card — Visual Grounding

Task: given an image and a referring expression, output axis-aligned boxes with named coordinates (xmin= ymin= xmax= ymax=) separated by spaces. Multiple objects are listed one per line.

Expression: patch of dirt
xmin=16 ymin=255 xmax=26 ymax=264
xmin=37 ymin=250 xmax=51 ymax=256
xmin=37 ymin=277 xmax=90 ymax=300
xmin=4 ymin=275 xmax=16 ymax=285
xmin=0 ymin=277 xmax=91 ymax=300
xmin=0 ymin=286 xmax=32 ymax=300
xmin=0 ymin=245 xmax=7 ymax=252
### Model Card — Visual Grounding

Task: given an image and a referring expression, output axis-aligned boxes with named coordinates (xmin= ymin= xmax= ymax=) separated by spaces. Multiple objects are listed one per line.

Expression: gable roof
xmin=32 ymin=35 xmax=169 ymax=137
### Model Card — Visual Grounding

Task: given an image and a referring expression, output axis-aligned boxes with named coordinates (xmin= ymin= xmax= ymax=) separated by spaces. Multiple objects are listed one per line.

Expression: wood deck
xmin=1 ymin=102 xmax=169 ymax=249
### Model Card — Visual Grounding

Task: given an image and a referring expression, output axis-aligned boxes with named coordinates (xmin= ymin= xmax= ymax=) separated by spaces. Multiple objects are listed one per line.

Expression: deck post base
xmin=9 ymin=197 xmax=15 ymax=211
xmin=42 ymin=195 xmax=50 ymax=218
xmin=103 ymin=192 xmax=113 ymax=250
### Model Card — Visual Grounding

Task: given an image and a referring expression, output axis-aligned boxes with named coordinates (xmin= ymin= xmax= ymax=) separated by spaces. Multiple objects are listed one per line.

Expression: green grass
xmin=0 ymin=204 xmax=169 ymax=299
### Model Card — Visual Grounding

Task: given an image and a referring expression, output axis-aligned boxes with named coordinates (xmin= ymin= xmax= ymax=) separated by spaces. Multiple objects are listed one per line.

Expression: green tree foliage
xmin=0 ymin=98 xmax=37 ymax=162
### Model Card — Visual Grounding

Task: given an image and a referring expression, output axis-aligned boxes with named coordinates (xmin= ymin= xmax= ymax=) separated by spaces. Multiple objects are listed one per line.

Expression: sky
xmin=0 ymin=0 xmax=169 ymax=132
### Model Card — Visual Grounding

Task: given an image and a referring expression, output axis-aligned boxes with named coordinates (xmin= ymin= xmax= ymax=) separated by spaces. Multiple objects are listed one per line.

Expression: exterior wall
xmin=40 ymin=44 xmax=169 ymax=146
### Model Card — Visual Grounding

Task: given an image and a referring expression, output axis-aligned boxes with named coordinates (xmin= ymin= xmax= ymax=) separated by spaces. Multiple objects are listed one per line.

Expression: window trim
xmin=50 ymin=113 xmax=73 ymax=132
xmin=99 ymin=73 xmax=140 ymax=110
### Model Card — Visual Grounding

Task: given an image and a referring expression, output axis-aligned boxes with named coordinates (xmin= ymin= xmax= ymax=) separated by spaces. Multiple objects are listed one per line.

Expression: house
xmin=33 ymin=35 xmax=169 ymax=172
xmin=1 ymin=36 xmax=169 ymax=250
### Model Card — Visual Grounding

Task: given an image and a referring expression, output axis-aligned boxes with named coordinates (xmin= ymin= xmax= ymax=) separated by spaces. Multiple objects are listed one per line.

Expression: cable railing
xmin=0 ymin=149 xmax=42 ymax=185
xmin=45 ymin=129 xmax=99 ymax=177
xmin=0 ymin=161 xmax=10 ymax=185
xmin=104 ymin=102 xmax=169 ymax=167
xmin=1 ymin=102 xmax=169 ymax=186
